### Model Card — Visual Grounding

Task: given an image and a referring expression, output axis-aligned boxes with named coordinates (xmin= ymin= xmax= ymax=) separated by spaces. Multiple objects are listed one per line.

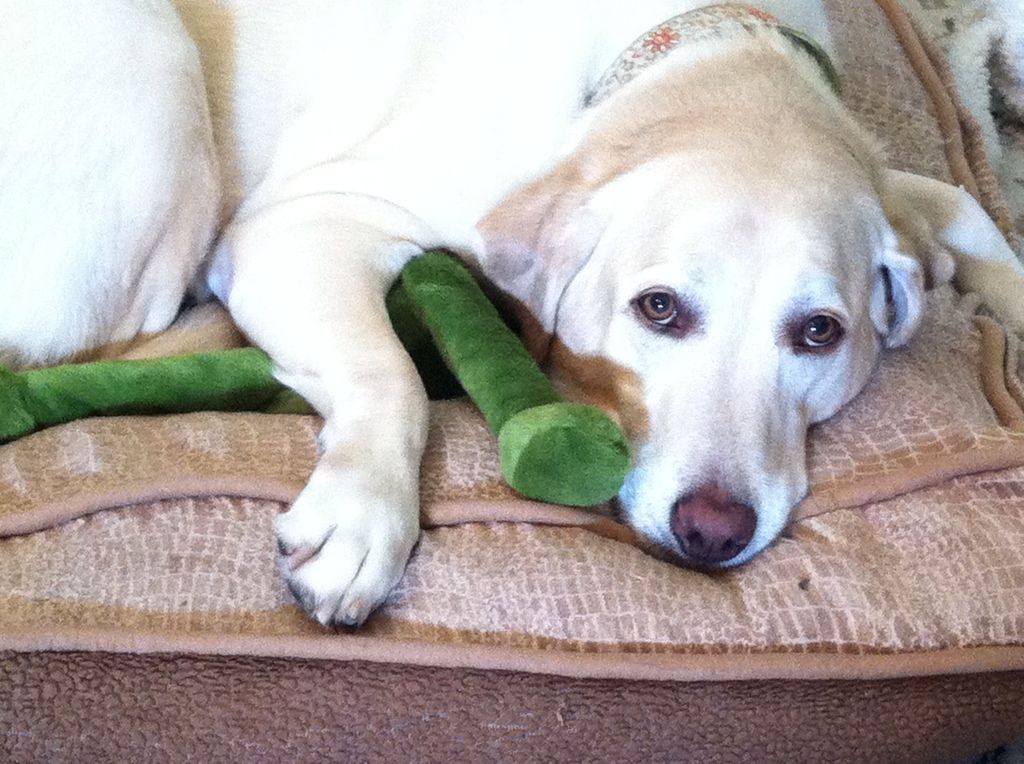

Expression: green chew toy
xmin=0 ymin=252 xmax=630 ymax=506
xmin=0 ymin=347 xmax=304 ymax=440
xmin=398 ymin=252 xmax=631 ymax=506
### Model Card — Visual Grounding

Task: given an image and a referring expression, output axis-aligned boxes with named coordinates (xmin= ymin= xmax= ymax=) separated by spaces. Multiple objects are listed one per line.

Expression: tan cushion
xmin=2 ymin=1 xmax=1023 ymax=761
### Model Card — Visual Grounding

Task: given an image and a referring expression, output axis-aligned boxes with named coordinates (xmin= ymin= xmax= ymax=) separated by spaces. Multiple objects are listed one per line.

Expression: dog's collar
xmin=586 ymin=3 xmax=841 ymax=107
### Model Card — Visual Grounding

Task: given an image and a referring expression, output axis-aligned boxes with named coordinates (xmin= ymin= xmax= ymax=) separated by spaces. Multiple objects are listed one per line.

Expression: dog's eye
xmin=634 ymin=288 xmax=698 ymax=338
xmin=638 ymin=291 xmax=677 ymax=324
xmin=799 ymin=314 xmax=843 ymax=350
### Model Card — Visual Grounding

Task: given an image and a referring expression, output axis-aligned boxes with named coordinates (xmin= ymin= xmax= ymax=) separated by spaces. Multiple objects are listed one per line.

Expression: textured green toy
xmin=0 ymin=252 xmax=631 ymax=506
xmin=0 ymin=347 xmax=309 ymax=439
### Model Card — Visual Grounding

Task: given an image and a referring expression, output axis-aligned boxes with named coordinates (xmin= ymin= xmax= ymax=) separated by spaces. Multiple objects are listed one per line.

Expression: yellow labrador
xmin=2 ymin=0 xmax=1022 ymax=626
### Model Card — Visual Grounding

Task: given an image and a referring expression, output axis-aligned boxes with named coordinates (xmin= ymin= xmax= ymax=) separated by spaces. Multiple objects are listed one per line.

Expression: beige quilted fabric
xmin=2 ymin=467 xmax=1023 ymax=657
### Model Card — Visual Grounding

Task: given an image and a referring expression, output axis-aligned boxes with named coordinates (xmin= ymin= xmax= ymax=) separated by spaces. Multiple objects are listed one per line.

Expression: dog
xmin=3 ymin=0 xmax=1023 ymax=627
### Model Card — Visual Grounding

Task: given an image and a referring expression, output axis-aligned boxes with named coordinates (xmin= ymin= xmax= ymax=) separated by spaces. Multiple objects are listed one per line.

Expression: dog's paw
xmin=275 ymin=473 xmax=420 ymax=627
xmin=965 ymin=261 xmax=1024 ymax=336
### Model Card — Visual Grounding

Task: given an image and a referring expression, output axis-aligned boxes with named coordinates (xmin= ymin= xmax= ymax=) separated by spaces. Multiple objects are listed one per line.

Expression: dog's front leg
xmin=219 ymin=197 xmax=430 ymax=626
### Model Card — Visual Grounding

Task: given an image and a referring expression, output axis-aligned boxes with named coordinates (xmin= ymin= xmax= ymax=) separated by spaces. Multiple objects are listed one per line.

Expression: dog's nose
xmin=671 ymin=485 xmax=756 ymax=566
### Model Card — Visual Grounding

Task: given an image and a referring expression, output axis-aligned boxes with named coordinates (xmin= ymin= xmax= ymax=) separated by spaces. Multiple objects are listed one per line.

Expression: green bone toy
xmin=0 ymin=252 xmax=630 ymax=506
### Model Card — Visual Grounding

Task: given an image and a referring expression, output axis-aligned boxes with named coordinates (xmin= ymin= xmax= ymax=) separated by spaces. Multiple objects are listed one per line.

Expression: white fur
xmin=2 ymin=0 xmax=1021 ymax=625
xmin=0 ymin=0 xmax=219 ymax=367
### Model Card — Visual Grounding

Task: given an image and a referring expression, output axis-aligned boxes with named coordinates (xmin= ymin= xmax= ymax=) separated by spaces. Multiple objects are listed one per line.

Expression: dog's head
xmin=477 ymin=45 xmax=954 ymax=567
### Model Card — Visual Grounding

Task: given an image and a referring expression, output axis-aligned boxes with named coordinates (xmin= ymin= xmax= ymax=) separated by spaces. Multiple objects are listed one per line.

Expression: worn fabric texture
xmin=2 ymin=652 xmax=1023 ymax=764
xmin=2 ymin=1 xmax=1024 ymax=762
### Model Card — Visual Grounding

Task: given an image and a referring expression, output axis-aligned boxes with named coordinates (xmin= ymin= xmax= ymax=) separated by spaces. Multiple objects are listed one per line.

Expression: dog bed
xmin=2 ymin=1 xmax=1023 ymax=762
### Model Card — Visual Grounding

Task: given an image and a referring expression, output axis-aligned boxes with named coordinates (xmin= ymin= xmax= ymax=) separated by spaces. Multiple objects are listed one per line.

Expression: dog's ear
xmin=870 ymin=172 xmax=959 ymax=348
xmin=879 ymin=168 xmax=1024 ymax=334
xmin=476 ymin=159 xmax=608 ymax=362
xmin=878 ymin=175 xmax=957 ymax=292
xmin=869 ymin=226 xmax=927 ymax=348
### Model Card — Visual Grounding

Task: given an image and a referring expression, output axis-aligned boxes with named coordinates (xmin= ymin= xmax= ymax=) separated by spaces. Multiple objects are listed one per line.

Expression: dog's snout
xmin=671 ymin=484 xmax=756 ymax=566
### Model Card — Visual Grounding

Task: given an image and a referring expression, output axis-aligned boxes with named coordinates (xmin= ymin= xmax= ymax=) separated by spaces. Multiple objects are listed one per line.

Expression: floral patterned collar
xmin=586 ymin=3 xmax=841 ymax=108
